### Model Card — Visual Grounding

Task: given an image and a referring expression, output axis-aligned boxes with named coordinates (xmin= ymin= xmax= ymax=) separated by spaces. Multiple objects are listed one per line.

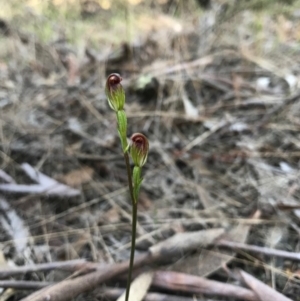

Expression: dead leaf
xmin=150 ymin=228 xmax=225 ymax=260
xmin=116 ymin=271 xmax=154 ymax=301
xmin=0 ymin=288 xmax=15 ymax=301
xmin=58 ymin=166 xmax=94 ymax=187
xmin=152 ymin=270 xmax=258 ymax=301
xmin=237 ymin=269 xmax=293 ymax=301
xmin=0 ymin=249 xmax=15 ymax=300
xmin=172 ymin=210 xmax=261 ymax=277
xmin=102 ymin=208 xmax=120 ymax=224
xmin=266 ymin=226 xmax=284 ymax=248
xmin=0 ymin=197 xmax=30 ymax=253
xmin=182 ymin=94 xmax=198 ymax=119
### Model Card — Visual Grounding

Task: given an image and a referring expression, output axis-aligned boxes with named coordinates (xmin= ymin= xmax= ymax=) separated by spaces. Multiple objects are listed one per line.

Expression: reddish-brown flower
xmin=130 ymin=133 xmax=149 ymax=167
xmin=105 ymin=73 xmax=125 ymax=111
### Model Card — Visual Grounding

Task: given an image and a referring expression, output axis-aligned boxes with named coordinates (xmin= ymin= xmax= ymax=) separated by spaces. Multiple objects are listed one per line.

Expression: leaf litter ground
xmin=0 ymin=0 xmax=299 ymax=300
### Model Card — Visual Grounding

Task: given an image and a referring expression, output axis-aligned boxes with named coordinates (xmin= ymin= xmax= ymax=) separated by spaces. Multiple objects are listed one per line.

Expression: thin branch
xmin=97 ymin=287 xmax=213 ymax=301
xmin=216 ymin=239 xmax=300 ymax=261
xmin=0 ymin=280 xmax=50 ymax=290
xmin=20 ymin=251 xmax=151 ymax=301
xmin=21 ymin=231 xmax=300 ymax=301
xmin=0 ymin=259 xmax=90 ymax=279
xmin=153 ymin=270 xmax=258 ymax=301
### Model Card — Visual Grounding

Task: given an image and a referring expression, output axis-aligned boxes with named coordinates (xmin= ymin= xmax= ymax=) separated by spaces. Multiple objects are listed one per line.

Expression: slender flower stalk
xmin=105 ymin=74 xmax=149 ymax=301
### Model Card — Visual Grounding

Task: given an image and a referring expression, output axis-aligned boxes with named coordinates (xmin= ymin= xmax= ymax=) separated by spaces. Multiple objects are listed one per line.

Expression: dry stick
xmin=22 ymin=243 xmax=257 ymax=301
xmin=4 ymin=267 xmax=259 ymax=301
xmin=9 ymin=252 xmax=258 ymax=301
xmin=0 ymin=281 xmax=50 ymax=290
xmin=153 ymin=271 xmax=258 ymax=301
xmin=18 ymin=234 xmax=300 ymax=301
xmin=0 ymin=259 xmax=91 ymax=279
xmin=20 ymin=253 xmax=151 ymax=301
xmin=216 ymin=239 xmax=300 ymax=261
xmin=98 ymin=287 xmax=213 ymax=301
xmin=18 ymin=254 xmax=259 ymax=301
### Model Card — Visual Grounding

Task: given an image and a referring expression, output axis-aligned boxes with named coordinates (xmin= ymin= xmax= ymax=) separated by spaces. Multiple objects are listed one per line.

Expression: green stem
xmin=125 ymin=203 xmax=137 ymax=301
xmin=123 ymin=152 xmax=137 ymax=301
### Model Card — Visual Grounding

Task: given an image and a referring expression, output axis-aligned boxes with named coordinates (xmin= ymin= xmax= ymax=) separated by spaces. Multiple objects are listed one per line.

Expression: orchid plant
xmin=105 ymin=73 xmax=149 ymax=301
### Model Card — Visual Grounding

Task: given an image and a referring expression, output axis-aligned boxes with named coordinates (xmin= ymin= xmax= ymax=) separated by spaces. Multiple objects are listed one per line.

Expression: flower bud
xmin=130 ymin=133 xmax=149 ymax=167
xmin=105 ymin=73 xmax=125 ymax=111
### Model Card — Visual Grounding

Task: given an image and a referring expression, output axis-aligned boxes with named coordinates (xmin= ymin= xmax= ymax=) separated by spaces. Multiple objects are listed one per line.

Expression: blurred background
xmin=0 ymin=0 xmax=300 ymax=300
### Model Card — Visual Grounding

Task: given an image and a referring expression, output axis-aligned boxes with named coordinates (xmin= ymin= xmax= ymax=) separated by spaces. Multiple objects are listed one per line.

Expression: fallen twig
xmin=0 ymin=280 xmax=50 ymax=290
xmin=20 ymin=253 xmax=151 ymax=301
xmin=152 ymin=270 xmax=259 ymax=301
xmin=97 ymin=287 xmax=215 ymax=301
xmin=216 ymin=239 xmax=300 ymax=261
xmin=17 ymin=227 xmax=297 ymax=301
xmin=236 ymin=269 xmax=293 ymax=301
xmin=19 ymin=228 xmax=225 ymax=301
xmin=15 ymin=227 xmax=250 ymax=301
xmin=7 ymin=238 xmax=293 ymax=301
xmin=0 ymin=259 xmax=92 ymax=279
